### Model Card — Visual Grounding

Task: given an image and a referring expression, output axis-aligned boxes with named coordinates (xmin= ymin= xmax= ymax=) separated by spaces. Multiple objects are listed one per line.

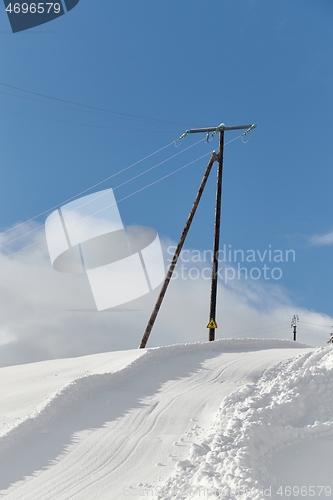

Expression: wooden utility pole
xmin=139 ymin=123 xmax=256 ymax=349
xmin=208 ymin=130 xmax=224 ymax=341
xmin=139 ymin=151 xmax=217 ymax=349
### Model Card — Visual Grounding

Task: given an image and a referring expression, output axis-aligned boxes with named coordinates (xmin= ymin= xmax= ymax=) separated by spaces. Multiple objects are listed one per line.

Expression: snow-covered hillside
xmin=1 ymin=339 xmax=333 ymax=500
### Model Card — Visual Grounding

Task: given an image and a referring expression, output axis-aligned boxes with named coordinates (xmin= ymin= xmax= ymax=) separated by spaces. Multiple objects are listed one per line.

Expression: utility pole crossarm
xmin=179 ymin=123 xmax=256 ymax=139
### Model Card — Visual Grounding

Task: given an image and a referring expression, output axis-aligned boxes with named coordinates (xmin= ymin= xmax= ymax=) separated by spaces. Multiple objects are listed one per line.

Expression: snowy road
xmin=0 ymin=339 xmax=315 ymax=499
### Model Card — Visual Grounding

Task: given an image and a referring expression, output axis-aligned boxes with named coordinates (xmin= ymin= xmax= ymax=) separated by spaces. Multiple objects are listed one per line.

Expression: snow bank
xmin=156 ymin=346 xmax=333 ymax=500
xmin=0 ymin=339 xmax=307 ymax=461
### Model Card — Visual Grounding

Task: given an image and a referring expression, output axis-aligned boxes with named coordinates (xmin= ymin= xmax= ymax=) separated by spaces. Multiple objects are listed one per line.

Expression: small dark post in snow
xmin=139 ymin=123 xmax=256 ymax=349
xmin=291 ymin=314 xmax=299 ymax=341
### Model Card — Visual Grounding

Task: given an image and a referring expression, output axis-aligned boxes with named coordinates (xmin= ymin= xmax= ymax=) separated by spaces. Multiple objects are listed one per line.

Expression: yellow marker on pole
xmin=207 ymin=319 xmax=217 ymax=329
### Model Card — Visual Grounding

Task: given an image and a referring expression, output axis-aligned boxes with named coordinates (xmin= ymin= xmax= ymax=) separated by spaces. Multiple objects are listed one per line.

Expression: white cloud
xmin=310 ymin=230 xmax=333 ymax=246
xmin=0 ymin=222 xmax=332 ymax=367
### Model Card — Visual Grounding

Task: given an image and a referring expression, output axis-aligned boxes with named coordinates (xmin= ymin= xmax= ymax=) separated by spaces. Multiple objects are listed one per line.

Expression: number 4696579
xmin=276 ymin=486 xmax=332 ymax=497
xmin=5 ymin=3 xmax=61 ymax=14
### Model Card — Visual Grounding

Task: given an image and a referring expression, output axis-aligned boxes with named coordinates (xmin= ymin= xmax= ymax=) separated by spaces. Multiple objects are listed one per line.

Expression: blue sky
xmin=0 ymin=1 xmax=332 ymax=362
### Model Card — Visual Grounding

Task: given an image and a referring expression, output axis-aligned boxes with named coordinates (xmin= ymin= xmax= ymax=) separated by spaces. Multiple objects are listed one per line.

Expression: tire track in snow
xmin=0 ymin=339 xmax=312 ymax=499
xmin=155 ymin=347 xmax=333 ymax=500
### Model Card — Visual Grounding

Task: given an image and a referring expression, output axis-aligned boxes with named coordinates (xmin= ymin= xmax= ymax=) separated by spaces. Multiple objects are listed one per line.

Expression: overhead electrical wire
xmin=53 ymin=138 xmax=208 ymax=221
xmin=299 ymin=327 xmax=331 ymax=335
xmin=1 ymin=129 xmax=246 ymax=245
xmin=2 ymin=148 xmax=215 ymax=259
xmin=0 ymin=84 xmax=250 ymax=241
xmin=299 ymin=321 xmax=332 ymax=328
xmin=0 ymin=81 xmax=196 ymax=127
xmin=227 ymin=328 xmax=291 ymax=338
xmin=0 ymin=89 xmax=186 ymax=126
xmin=97 ymin=151 xmax=214 ymax=212
xmin=0 ymin=107 xmax=177 ymax=134
xmin=0 ymin=139 xmax=177 ymax=238
xmin=0 ymin=131 xmax=246 ymax=259
xmin=0 ymin=136 xmax=207 ymax=249
xmin=225 ymin=322 xmax=290 ymax=336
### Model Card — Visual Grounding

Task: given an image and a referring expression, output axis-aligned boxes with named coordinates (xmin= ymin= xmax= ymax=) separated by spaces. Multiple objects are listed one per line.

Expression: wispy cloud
xmin=310 ymin=230 xmax=333 ymax=246
xmin=0 ymin=222 xmax=332 ymax=367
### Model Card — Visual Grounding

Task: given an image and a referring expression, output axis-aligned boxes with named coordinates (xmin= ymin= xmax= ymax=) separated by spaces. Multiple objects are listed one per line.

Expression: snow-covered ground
xmin=1 ymin=338 xmax=333 ymax=500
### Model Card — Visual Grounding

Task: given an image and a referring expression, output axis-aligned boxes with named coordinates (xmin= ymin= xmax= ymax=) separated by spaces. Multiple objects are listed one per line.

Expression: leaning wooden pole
xmin=208 ymin=131 xmax=224 ymax=341
xmin=139 ymin=151 xmax=218 ymax=349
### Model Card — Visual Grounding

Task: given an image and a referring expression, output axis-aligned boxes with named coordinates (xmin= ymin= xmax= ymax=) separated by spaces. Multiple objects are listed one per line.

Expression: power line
xmin=0 ymin=132 xmax=244 ymax=259
xmin=0 ymin=107 xmax=176 ymax=134
xmin=222 ymin=327 xmax=290 ymax=339
xmin=1 ymin=149 xmax=214 ymax=259
xmin=0 ymin=89 xmax=183 ymax=126
xmin=299 ymin=327 xmax=331 ymax=334
xmin=299 ymin=320 xmax=332 ymax=328
xmin=225 ymin=328 xmax=292 ymax=338
xmin=0 ymin=81 xmax=196 ymax=127
xmin=0 ymin=136 xmax=207 ymax=249
xmin=0 ymin=139 xmax=176 ymax=239
xmin=225 ymin=322 xmax=290 ymax=336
